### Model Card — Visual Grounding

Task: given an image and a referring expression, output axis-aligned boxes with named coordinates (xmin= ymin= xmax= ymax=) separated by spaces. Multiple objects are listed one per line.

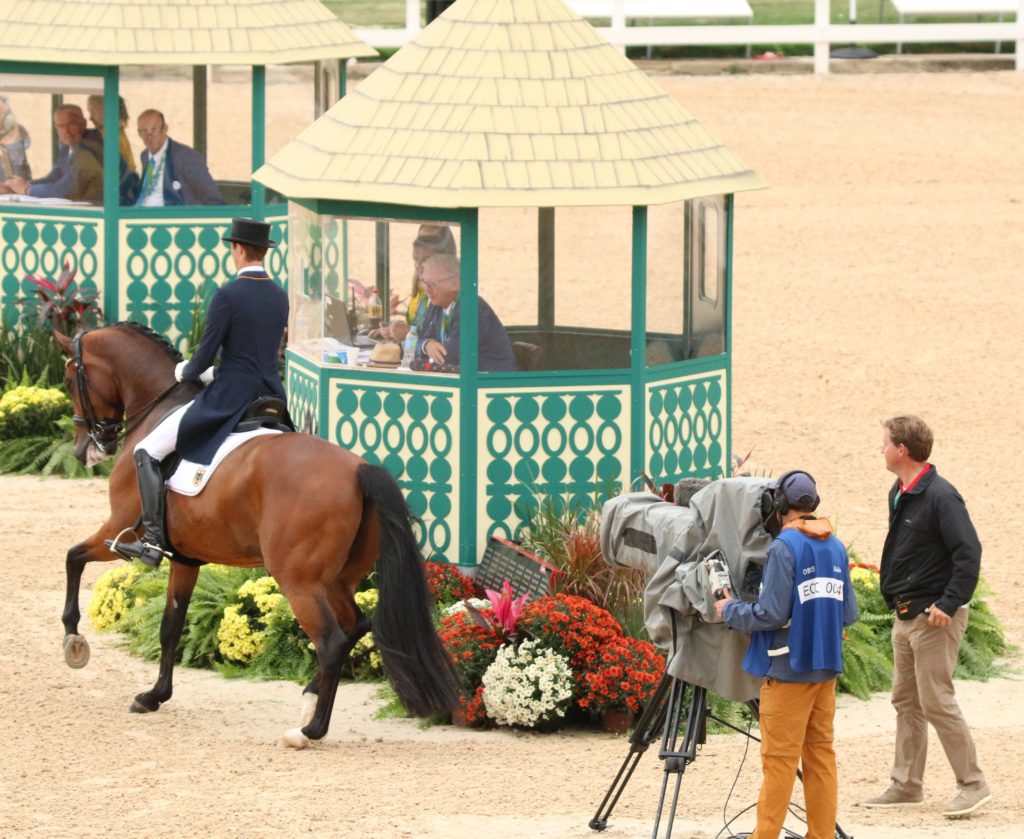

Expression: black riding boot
xmin=104 ymin=451 xmax=173 ymax=568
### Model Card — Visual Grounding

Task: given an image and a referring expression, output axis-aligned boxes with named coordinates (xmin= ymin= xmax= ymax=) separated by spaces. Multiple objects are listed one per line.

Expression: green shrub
xmin=518 ymin=493 xmax=647 ymax=640
xmin=0 ymin=417 xmax=116 ymax=478
xmin=0 ymin=384 xmax=70 ymax=438
xmin=840 ymin=558 xmax=1011 ymax=697
xmin=92 ymin=564 xmax=382 ymax=685
xmin=0 ymin=322 xmax=67 ymax=390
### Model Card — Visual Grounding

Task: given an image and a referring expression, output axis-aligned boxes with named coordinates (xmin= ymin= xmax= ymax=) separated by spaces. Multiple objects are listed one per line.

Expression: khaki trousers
xmin=889 ymin=608 xmax=986 ymax=794
xmin=752 ymin=678 xmax=838 ymax=839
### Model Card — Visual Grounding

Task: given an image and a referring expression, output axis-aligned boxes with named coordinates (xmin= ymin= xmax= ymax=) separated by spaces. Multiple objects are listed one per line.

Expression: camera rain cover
xmin=600 ymin=477 xmax=773 ymax=702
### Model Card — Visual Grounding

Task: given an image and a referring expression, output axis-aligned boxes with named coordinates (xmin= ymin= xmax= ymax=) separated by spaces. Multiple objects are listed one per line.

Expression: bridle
xmin=69 ymin=331 xmax=182 ymax=456
xmin=69 ymin=332 xmax=124 ymax=456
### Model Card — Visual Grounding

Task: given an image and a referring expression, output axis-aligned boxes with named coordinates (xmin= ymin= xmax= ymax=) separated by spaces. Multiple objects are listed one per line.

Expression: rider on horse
xmin=108 ymin=218 xmax=289 ymax=567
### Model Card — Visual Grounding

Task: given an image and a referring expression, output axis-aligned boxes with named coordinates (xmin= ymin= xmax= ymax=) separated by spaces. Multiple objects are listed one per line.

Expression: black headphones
xmin=759 ymin=470 xmax=820 ymax=525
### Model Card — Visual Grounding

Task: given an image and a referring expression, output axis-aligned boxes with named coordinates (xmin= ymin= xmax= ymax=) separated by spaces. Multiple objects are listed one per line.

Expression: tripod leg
xmin=589 ymin=673 xmax=674 ymax=832
xmin=653 ymin=683 xmax=707 ymax=839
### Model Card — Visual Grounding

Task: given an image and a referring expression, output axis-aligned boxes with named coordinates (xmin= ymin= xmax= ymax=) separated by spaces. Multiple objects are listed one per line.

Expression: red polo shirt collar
xmin=899 ymin=464 xmax=931 ymax=495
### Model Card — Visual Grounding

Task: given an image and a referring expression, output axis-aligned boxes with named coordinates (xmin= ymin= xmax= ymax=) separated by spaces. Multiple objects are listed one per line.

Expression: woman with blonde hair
xmin=86 ymin=94 xmax=140 ymax=204
xmin=377 ymin=223 xmax=457 ymax=343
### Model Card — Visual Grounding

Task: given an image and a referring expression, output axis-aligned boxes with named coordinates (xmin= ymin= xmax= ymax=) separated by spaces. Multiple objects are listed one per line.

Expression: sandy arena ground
xmin=2 ymin=68 xmax=1024 ymax=838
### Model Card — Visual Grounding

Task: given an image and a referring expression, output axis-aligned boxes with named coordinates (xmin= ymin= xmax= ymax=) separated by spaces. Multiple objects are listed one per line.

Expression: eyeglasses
xmin=137 ymin=125 xmax=166 ymax=137
xmin=421 ymin=273 xmax=457 ymax=289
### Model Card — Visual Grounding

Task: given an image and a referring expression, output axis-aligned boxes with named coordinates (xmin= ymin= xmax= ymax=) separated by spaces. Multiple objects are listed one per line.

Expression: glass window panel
xmin=688 ymin=195 xmax=727 ymax=358
xmin=287 ymin=202 xmax=323 ymax=361
xmin=552 ymin=206 xmax=632 ymax=370
xmin=645 ymin=200 xmax=687 ymax=366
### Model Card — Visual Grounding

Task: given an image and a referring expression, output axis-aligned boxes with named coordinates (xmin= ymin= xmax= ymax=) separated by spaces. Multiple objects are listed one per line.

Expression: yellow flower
xmin=354 ymin=588 xmax=379 ymax=613
xmin=850 ymin=566 xmax=879 ymax=588
xmin=239 ymin=575 xmax=284 ymax=615
xmin=88 ymin=563 xmax=144 ymax=630
xmin=217 ymin=604 xmax=266 ymax=663
xmin=353 ymin=632 xmax=383 ymax=673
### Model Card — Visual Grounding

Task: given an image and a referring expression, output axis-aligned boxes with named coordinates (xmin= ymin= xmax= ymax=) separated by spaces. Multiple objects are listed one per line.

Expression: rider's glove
xmin=174 ymin=360 xmax=189 ymax=382
xmin=199 ymin=366 xmax=216 ymax=384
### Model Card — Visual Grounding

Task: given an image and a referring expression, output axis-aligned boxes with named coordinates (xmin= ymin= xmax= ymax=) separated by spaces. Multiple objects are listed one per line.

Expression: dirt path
xmin=3 ymin=69 xmax=1024 ymax=838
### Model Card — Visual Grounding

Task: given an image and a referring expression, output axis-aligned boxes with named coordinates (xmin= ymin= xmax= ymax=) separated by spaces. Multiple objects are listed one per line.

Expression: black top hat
xmin=222 ymin=218 xmax=278 ymax=249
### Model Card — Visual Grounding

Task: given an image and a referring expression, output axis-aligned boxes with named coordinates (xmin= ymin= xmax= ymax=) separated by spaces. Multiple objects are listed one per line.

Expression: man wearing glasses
xmin=416 ymin=253 xmax=516 ymax=372
xmin=0 ymin=105 xmax=102 ymax=203
xmin=136 ymin=109 xmax=222 ymax=207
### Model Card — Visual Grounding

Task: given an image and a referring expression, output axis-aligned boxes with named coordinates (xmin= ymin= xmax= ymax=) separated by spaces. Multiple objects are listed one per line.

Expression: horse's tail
xmin=357 ymin=462 xmax=462 ymax=717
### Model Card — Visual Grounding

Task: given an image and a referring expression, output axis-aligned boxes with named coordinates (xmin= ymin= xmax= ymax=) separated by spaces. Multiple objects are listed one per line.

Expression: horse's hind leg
xmin=299 ymin=600 xmax=371 ymax=727
xmin=131 ymin=562 xmax=200 ymax=713
xmin=277 ymin=587 xmax=349 ymax=749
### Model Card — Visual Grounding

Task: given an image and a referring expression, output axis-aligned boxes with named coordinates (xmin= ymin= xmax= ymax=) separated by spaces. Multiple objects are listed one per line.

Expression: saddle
xmin=158 ymin=397 xmax=293 ymax=483
xmin=234 ymin=397 xmax=294 ymax=433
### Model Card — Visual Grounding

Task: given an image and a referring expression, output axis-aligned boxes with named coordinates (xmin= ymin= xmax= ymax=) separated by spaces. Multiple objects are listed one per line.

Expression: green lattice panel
xmin=645 ymin=371 xmax=727 ymax=484
xmin=286 ymin=357 xmax=320 ymax=436
xmin=328 ymin=376 xmax=459 ymax=562
xmin=1 ymin=213 xmax=103 ymax=327
xmin=119 ymin=213 xmax=288 ymax=348
xmin=478 ymin=386 xmax=629 ymax=547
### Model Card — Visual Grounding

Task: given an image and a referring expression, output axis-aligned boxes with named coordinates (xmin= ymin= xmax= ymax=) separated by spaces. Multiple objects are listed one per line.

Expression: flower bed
xmin=440 ymin=591 xmax=665 ymax=732
xmin=86 ymin=551 xmax=1008 ymax=733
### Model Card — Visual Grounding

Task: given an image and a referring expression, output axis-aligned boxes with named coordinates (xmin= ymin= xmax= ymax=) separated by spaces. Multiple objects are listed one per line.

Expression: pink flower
xmin=484 ymin=580 xmax=528 ymax=635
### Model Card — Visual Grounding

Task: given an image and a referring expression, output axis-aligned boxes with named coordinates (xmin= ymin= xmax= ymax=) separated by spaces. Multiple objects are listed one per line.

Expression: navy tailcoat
xmin=177 ymin=271 xmax=288 ymax=465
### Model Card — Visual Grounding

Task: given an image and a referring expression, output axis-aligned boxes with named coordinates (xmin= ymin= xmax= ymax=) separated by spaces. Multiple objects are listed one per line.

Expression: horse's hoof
xmin=279 ymin=727 xmax=310 ymax=750
xmin=63 ymin=634 xmax=91 ymax=669
xmin=130 ymin=695 xmax=160 ymax=713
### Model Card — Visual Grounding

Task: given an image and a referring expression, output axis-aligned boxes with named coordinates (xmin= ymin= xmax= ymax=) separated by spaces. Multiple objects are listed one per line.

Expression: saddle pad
xmin=167 ymin=427 xmax=282 ymax=496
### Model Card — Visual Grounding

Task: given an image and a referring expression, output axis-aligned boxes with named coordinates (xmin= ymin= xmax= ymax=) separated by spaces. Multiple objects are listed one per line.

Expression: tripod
xmin=589 ymin=672 xmax=853 ymax=839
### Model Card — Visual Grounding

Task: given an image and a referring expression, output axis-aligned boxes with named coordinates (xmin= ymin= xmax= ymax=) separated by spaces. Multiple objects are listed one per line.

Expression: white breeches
xmin=134 ymin=402 xmax=193 ymax=460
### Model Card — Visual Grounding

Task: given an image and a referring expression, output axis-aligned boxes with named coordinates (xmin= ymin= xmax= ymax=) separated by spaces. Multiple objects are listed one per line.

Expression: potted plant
xmin=581 ymin=636 xmax=665 ymax=733
xmin=481 ymin=638 xmax=574 ymax=730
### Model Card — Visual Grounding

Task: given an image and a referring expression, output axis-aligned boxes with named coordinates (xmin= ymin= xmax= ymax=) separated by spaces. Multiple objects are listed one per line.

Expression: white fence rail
xmin=352 ymin=0 xmax=1024 ymax=73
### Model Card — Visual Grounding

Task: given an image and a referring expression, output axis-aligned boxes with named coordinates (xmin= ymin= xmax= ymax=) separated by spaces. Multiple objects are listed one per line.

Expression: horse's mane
xmin=107 ymin=321 xmax=184 ymax=363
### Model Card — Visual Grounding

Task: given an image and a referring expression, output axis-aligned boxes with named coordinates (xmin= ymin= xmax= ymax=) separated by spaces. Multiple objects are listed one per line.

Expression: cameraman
xmin=715 ymin=472 xmax=858 ymax=839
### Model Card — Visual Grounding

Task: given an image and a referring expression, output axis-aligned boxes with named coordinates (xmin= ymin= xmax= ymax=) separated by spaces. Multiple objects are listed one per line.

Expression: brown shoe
xmin=862 ymin=787 xmax=924 ymax=808
xmin=943 ymin=784 xmax=992 ymax=818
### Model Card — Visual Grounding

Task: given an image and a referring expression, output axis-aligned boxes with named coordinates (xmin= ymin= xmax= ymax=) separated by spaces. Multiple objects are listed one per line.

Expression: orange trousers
xmin=751 ymin=678 xmax=838 ymax=839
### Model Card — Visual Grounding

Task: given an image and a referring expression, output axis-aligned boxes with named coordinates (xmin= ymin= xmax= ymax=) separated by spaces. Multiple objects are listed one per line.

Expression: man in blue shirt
xmin=715 ymin=471 xmax=858 ymax=839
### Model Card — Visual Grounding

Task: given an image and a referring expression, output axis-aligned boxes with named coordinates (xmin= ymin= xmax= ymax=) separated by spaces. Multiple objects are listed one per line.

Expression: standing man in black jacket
xmin=863 ymin=415 xmax=990 ymax=818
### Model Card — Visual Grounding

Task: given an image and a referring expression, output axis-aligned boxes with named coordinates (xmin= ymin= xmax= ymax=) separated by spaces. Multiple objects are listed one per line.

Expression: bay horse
xmin=55 ymin=323 xmax=460 ymax=748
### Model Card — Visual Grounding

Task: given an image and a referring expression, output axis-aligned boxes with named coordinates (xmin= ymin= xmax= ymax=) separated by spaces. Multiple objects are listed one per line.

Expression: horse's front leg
xmin=131 ymin=562 xmax=200 ymax=713
xmin=62 ymin=534 xmax=119 ymax=668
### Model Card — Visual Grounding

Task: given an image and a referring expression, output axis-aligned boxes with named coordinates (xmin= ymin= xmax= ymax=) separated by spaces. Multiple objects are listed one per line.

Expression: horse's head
xmin=55 ymin=329 xmax=126 ymax=466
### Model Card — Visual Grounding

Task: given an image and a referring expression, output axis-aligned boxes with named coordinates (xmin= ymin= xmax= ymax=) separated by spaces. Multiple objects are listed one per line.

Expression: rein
xmin=70 ymin=332 xmax=186 ymax=455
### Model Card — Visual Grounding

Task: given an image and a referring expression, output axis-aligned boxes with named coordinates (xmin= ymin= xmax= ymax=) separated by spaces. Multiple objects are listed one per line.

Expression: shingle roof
xmin=0 ymin=0 xmax=376 ymax=66
xmin=255 ymin=0 xmax=763 ymax=208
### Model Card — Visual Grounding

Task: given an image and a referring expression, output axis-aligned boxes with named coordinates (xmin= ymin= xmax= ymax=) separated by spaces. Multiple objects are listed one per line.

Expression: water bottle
xmin=368 ymin=288 xmax=383 ymax=329
xmin=402 ymin=325 xmax=418 ymax=367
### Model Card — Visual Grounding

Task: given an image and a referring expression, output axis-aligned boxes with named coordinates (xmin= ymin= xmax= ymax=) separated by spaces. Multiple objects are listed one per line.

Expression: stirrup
xmin=105 ymin=528 xmax=171 ymax=568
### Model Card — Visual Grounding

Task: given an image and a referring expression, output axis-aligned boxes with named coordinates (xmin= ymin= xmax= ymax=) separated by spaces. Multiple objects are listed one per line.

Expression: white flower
xmin=481 ymin=639 xmax=573 ymax=728
xmin=443 ymin=597 xmax=492 ymax=617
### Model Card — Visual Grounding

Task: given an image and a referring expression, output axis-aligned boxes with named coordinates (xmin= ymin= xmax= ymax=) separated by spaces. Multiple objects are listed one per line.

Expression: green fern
xmin=955 ymin=584 xmax=1012 ymax=680
xmin=0 ymin=417 xmax=116 ymax=478
xmin=235 ymin=598 xmax=318 ymax=684
xmin=839 ymin=620 xmax=893 ymax=699
xmin=373 ymin=683 xmax=410 ymax=720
